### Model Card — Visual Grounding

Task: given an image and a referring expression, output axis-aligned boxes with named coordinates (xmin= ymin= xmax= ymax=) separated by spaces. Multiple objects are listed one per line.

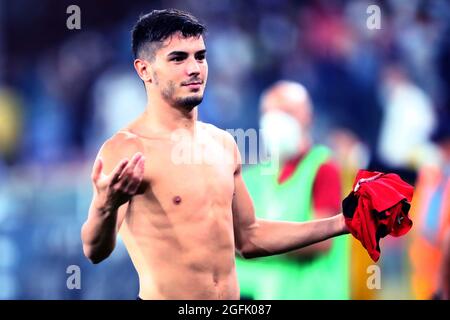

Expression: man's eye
xmin=171 ymin=57 xmax=184 ymax=62
xmin=196 ymin=55 xmax=205 ymax=61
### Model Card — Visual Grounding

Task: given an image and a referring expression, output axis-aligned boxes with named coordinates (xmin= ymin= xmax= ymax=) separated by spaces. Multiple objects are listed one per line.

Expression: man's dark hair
xmin=131 ymin=9 xmax=206 ymax=60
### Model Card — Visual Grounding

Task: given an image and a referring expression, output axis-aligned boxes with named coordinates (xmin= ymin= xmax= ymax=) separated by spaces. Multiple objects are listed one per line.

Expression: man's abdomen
xmin=136 ymin=250 xmax=240 ymax=300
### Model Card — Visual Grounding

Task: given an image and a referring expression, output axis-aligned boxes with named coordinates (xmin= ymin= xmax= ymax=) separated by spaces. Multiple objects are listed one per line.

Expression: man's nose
xmin=186 ymin=58 xmax=200 ymax=76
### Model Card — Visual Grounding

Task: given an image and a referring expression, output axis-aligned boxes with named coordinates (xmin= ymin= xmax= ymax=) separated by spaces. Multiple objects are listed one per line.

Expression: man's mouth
xmin=182 ymin=80 xmax=203 ymax=86
xmin=183 ymin=81 xmax=203 ymax=89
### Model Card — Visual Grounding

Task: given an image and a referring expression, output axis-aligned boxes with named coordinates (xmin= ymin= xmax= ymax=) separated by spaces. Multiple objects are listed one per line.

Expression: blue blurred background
xmin=0 ymin=0 xmax=449 ymax=299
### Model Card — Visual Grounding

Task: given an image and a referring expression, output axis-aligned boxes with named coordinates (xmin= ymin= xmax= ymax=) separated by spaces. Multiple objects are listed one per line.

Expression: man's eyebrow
xmin=167 ymin=49 xmax=206 ymax=57
xmin=167 ymin=51 xmax=188 ymax=57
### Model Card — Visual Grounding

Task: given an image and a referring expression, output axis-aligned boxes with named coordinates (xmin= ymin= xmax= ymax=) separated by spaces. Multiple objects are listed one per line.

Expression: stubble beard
xmin=161 ymin=80 xmax=204 ymax=112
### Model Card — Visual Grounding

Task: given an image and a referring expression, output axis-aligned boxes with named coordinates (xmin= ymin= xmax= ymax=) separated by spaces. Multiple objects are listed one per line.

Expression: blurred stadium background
xmin=0 ymin=0 xmax=449 ymax=299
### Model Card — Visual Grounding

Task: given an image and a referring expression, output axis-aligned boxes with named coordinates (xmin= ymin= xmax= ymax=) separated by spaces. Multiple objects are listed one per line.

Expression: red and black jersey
xmin=342 ymin=170 xmax=414 ymax=262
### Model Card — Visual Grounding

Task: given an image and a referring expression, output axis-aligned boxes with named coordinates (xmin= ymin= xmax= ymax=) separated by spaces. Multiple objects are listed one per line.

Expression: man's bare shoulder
xmin=198 ymin=121 xmax=236 ymax=146
xmin=199 ymin=121 xmax=240 ymax=170
xmin=96 ymin=131 xmax=144 ymax=174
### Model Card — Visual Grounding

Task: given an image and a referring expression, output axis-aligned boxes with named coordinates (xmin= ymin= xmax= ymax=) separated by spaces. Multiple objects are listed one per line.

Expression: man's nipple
xmin=173 ymin=196 xmax=182 ymax=205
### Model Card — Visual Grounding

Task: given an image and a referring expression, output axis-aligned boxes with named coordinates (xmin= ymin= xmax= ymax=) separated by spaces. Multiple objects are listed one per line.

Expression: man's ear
xmin=134 ymin=58 xmax=152 ymax=83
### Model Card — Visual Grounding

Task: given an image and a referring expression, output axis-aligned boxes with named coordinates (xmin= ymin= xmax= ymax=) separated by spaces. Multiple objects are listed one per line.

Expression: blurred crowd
xmin=0 ymin=0 xmax=449 ymax=299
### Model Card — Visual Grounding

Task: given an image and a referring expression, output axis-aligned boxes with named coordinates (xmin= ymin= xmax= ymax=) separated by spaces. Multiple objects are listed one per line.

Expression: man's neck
xmin=143 ymin=96 xmax=198 ymax=134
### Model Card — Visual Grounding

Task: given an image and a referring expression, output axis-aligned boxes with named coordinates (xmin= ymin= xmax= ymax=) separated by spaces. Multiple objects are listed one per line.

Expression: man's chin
xmin=175 ymin=95 xmax=204 ymax=110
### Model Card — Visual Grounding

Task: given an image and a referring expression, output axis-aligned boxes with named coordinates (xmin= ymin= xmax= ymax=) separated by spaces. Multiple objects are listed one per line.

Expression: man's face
xmin=261 ymin=84 xmax=312 ymax=130
xmin=151 ymin=32 xmax=208 ymax=110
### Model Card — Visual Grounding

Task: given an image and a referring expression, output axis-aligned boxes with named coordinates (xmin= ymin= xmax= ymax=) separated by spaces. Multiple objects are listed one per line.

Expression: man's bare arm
xmin=231 ymin=144 xmax=348 ymax=259
xmin=81 ymin=149 xmax=145 ymax=264
xmin=284 ymin=208 xmax=338 ymax=259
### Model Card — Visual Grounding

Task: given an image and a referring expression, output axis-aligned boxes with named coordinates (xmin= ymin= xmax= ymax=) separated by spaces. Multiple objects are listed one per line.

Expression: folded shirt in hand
xmin=342 ymin=170 xmax=414 ymax=262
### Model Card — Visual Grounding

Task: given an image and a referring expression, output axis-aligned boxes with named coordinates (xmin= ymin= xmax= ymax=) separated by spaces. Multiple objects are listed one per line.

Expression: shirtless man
xmin=81 ymin=9 xmax=349 ymax=300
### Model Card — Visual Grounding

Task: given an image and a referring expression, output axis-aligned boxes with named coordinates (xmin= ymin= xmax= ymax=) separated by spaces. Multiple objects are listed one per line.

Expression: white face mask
xmin=260 ymin=110 xmax=302 ymax=161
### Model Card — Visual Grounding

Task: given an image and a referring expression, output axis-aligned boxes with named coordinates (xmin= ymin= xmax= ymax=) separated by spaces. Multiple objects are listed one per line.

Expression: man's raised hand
xmin=91 ymin=152 xmax=145 ymax=210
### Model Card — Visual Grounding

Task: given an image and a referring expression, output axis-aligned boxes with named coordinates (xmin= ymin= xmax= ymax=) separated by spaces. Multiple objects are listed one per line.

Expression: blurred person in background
xmin=376 ymin=64 xmax=436 ymax=176
xmin=0 ymin=87 xmax=22 ymax=165
xmin=441 ymin=228 xmax=450 ymax=299
xmin=408 ymin=113 xmax=450 ymax=300
xmin=89 ymin=65 xmax=146 ymax=150
xmin=236 ymin=80 xmax=350 ymax=299
xmin=327 ymin=128 xmax=375 ymax=300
